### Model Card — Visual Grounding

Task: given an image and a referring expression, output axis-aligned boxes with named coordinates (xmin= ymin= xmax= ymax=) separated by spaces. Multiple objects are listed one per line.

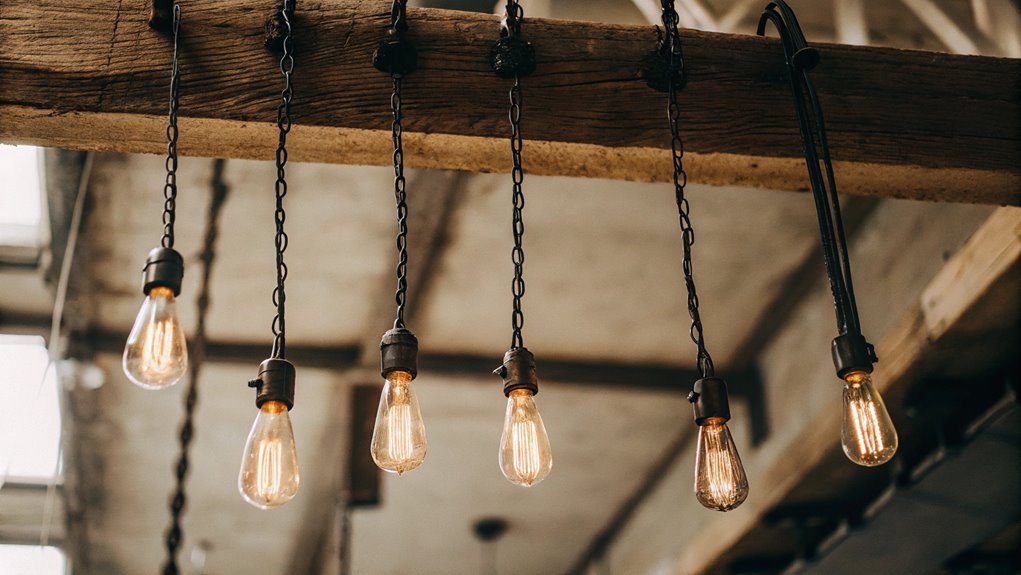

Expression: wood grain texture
xmin=1 ymin=1 xmax=1019 ymax=204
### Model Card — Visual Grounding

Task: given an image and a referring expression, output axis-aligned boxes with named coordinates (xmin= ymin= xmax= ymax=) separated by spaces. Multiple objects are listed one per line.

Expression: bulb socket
xmin=688 ymin=377 xmax=731 ymax=426
xmin=831 ymin=333 xmax=877 ymax=380
xmin=142 ymin=246 xmax=184 ymax=296
xmin=380 ymin=328 xmax=418 ymax=379
xmin=248 ymin=358 xmax=296 ymax=410
xmin=494 ymin=347 xmax=539 ymax=397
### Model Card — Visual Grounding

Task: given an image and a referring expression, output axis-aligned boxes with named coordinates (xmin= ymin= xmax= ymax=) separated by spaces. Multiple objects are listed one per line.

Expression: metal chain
xmin=160 ymin=4 xmax=182 ymax=249
xmin=661 ymin=0 xmax=715 ymax=378
xmin=161 ymin=159 xmax=230 ymax=575
xmin=391 ymin=78 xmax=410 ymax=328
xmin=509 ymin=75 xmax=526 ymax=350
xmin=388 ymin=0 xmax=410 ymax=330
xmin=271 ymin=0 xmax=295 ymax=360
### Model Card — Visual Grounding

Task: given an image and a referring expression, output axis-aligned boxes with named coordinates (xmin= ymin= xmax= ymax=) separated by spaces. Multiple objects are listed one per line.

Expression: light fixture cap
xmin=831 ymin=333 xmax=877 ymax=380
xmin=494 ymin=347 xmax=538 ymax=397
xmin=380 ymin=327 xmax=418 ymax=379
xmin=248 ymin=358 xmax=296 ymax=410
xmin=688 ymin=377 xmax=731 ymax=425
xmin=142 ymin=246 xmax=184 ymax=296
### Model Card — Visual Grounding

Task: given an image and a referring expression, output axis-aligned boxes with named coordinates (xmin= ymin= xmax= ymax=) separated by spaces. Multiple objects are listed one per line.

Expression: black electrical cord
xmin=758 ymin=1 xmax=863 ymax=338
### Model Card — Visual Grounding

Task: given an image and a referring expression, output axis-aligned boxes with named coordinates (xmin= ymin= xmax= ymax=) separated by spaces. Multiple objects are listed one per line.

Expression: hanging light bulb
xmin=694 ymin=419 xmax=749 ymax=511
xmin=841 ymin=371 xmax=898 ymax=466
xmin=124 ymin=248 xmax=187 ymax=390
xmin=499 ymin=388 xmax=552 ymax=487
xmin=494 ymin=349 xmax=552 ymax=487
xmin=239 ymin=359 xmax=299 ymax=509
xmin=689 ymin=377 xmax=747 ymax=511
xmin=372 ymin=329 xmax=426 ymax=475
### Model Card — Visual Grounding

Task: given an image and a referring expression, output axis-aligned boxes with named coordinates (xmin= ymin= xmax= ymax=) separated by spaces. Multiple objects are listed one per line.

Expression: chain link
xmin=390 ymin=75 xmax=410 ymax=329
xmin=271 ymin=0 xmax=295 ymax=360
xmin=160 ymin=4 xmax=182 ymax=249
xmin=161 ymin=159 xmax=229 ymax=575
xmin=661 ymin=0 xmax=715 ymax=378
xmin=509 ymin=75 xmax=526 ymax=350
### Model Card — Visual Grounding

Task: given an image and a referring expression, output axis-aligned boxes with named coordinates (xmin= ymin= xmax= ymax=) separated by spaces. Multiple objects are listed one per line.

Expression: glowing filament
xmin=511 ymin=420 xmax=541 ymax=485
xmin=257 ymin=439 xmax=283 ymax=499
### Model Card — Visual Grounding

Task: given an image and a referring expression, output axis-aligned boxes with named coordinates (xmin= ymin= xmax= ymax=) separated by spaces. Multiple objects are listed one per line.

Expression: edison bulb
xmin=238 ymin=401 xmax=299 ymax=509
xmin=122 ymin=286 xmax=187 ymax=389
xmin=370 ymin=370 xmax=427 ymax=475
xmin=694 ymin=419 xmax=748 ymax=511
xmin=841 ymin=371 xmax=898 ymax=466
xmin=499 ymin=389 xmax=552 ymax=487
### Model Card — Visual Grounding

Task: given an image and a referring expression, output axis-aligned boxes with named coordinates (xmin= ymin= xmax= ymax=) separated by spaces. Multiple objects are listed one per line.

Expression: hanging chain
xmin=661 ymin=0 xmax=715 ymax=379
xmin=389 ymin=0 xmax=410 ymax=330
xmin=161 ymin=159 xmax=230 ymax=575
xmin=271 ymin=0 xmax=295 ymax=360
xmin=160 ymin=4 xmax=182 ymax=250
xmin=509 ymin=75 xmax=526 ymax=350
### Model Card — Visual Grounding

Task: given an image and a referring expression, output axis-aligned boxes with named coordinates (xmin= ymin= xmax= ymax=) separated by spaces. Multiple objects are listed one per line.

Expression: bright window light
xmin=0 ymin=335 xmax=61 ymax=483
xmin=0 ymin=545 xmax=67 ymax=575
xmin=0 ymin=144 xmax=45 ymax=247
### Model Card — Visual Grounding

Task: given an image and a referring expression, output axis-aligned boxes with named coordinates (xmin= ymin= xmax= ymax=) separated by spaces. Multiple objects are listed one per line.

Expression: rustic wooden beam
xmin=0 ymin=1 xmax=1018 ymax=204
xmin=673 ymin=206 xmax=1021 ymax=575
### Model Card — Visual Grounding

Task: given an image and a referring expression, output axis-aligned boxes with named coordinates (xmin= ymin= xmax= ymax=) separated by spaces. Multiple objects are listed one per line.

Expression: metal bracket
xmin=264 ymin=1 xmax=297 ymax=53
xmin=373 ymin=29 xmax=418 ymax=76
xmin=490 ymin=36 xmax=536 ymax=79
xmin=148 ymin=0 xmax=174 ymax=33
xmin=641 ymin=27 xmax=687 ymax=92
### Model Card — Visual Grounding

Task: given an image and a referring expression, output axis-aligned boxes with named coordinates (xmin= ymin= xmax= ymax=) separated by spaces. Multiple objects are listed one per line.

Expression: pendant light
xmin=238 ymin=0 xmax=300 ymax=509
xmin=369 ymin=0 xmax=428 ymax=476
xmin=649 ymin=0 xmax=748 ymax=511
xmin=123 ymin=3 xmax=187 ymax=391
xmin=758 ymin=0 xmax=897 ymax=467
xmin=489 ymin=0 xmax=552 ymax=488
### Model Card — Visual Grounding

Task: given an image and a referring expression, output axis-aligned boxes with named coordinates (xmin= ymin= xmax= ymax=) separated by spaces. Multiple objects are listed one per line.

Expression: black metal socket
xmin=490 ymin=37 xmax=536 ymax=79
xmin=248 ymin=358 xmax=296 ymax=410
xmin=831 ymin=333 xmax=877 ymax=380
xmin=494 ymin=347 xmax=538 ymax=397
xmin=688 ymin=377 xmax=731 ymax=425
xmin=380 ymin=327 xmax=418 ymax=379
xmin=142 ymin=246 xmax=184 ymax=296
xmin=373 ymin=29 xmax=418 ymax=76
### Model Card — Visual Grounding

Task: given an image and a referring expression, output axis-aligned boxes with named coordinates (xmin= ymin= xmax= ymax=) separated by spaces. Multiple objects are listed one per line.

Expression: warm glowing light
xmin=694 ymin=419 xmax=748 ymax=511
xmin=122 ymin=286 xmax=187 ymax=390
xmin=371 ymin=370 xmax=427 ymax=475
xmin=238 ymin=401 xmax=299 ymax=509
xmin=841 ymin=371 xmax=898 ymax=466
xmin=499 ymin=389 xmax=552 ymax=487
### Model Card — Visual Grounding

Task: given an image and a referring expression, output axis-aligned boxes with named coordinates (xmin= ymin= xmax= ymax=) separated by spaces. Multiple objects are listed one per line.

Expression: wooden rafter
xmin=0 ymin=1 xmax=1018 ymax=204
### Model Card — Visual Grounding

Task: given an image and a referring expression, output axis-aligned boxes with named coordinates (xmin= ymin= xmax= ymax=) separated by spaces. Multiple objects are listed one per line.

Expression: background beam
xmin=0 ymin=1 xmax=1018 ymax=204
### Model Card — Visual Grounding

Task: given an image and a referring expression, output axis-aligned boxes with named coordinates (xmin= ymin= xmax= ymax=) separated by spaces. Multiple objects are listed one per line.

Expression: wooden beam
xmin=673 ymin=206 xmax=1021 ymax=575
xmin=0 ymin=1 xmax=1018 ymax=204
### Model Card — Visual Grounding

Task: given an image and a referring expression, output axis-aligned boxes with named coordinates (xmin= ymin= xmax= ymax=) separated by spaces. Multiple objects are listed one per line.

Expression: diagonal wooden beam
xmin=0 ymin=1 xmax=1018 ymax=204
xmin=673 ymin=206 xmax=1021 ymax=575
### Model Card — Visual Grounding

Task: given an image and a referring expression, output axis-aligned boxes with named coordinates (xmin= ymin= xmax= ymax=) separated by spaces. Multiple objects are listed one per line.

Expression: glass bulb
xmin=238 ymin=401 xmax=299 ymax=509
xmin=694 ymin=419 xmax=749 ymax=511
xmin=370 ymin=370 xmax=427 ymax=475
xmin=499 ymin=389 xmax=552 ymax=487
xmin=122 ymin=286 xmax=188 ymax=390
xmin=841 ymin=371 xmax=898 ymax=466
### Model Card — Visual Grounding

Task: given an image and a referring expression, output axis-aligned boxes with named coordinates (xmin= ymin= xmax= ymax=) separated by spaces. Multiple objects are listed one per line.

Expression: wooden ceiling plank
xmin=0 ymin=1 xmax=1018 ymax=204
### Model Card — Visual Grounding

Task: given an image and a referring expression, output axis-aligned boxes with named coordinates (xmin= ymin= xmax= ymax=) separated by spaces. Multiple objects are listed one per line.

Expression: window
xmin=0 ymin=144 xmax=47 ymax=261
xmin=0 ymin=335 xmax=62 ymax=483
xmin=0 ymin=545 xmax=68 ymax=575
